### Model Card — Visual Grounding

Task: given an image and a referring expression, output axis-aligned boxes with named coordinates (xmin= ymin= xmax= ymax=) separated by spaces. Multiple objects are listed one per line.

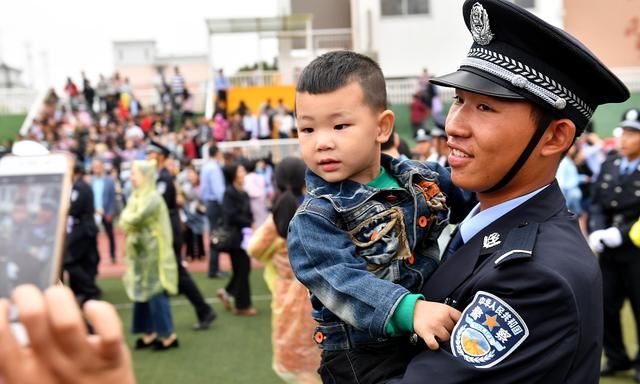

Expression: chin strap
xmin=482 ymin=114 xmax=554 ymax=194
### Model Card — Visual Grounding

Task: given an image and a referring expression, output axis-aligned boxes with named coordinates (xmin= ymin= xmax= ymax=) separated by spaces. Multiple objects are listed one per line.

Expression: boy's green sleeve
xmin=385 ymin=293 xmax=424 ymax=336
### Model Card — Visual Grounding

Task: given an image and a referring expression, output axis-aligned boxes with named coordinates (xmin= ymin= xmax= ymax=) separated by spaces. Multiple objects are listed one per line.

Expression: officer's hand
xmin=0 ymin=285 xmax=135 ymax=384
xmin=600 ymin=227 xmax=623 ymax=248
xmin=413 ymin=300 xmax=461 ymax=350
xmin=588 ymin=230 xmax=605 ymax=253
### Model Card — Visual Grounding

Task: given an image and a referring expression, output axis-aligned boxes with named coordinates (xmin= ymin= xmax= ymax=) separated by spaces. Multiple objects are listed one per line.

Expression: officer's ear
xmin=539 ymin=118 xmax=576 ymax=158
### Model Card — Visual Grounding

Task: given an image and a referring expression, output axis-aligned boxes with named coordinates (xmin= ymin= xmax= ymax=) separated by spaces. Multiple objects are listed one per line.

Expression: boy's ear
xmin=376 ymin=109 xmax=395 ymax=143
xmin=539 ymin=118 xmax=576 ymax=157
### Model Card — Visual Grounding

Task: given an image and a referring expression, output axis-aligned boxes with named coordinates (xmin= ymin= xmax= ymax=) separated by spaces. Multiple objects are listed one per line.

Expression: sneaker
xmin=233 ymin=308 xmax=257 ymax=316
xmin=216 ymin=288 xmax=233 ymax=311
xmin=192 ymin=311 xmax=217 ymax=331
xmin=208 ymin=271 xmax=230 ymax=279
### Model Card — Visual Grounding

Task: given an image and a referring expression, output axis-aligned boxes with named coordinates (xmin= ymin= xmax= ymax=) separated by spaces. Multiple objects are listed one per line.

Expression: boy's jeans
xmin=318 ymin=338 xmax=421 ymax=384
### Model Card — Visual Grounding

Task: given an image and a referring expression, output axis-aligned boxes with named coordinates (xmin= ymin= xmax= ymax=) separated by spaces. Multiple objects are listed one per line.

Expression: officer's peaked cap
xmin=415 ymin=129 xmax=432 ymax=142
xmin=620 ymin=108 xmax=640 ymax=131
xmin=431 ymin=0 xmax=630 ymax=132
xmin=146 ymin=141 xmax=171 ymax=157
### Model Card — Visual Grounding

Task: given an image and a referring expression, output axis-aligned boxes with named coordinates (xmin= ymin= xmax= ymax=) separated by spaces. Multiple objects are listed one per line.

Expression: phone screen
xmin=0 ymin=174 xmax=65 ymax=298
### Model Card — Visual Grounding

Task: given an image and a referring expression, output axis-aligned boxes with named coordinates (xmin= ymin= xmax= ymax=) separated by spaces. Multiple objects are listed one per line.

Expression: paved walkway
xmin=97 ymin=228 xmax=262 ymax=279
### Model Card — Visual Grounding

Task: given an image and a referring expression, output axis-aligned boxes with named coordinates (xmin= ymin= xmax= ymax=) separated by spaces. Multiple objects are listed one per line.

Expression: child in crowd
xmin=288 ymin=50 xmax=471 ymax=383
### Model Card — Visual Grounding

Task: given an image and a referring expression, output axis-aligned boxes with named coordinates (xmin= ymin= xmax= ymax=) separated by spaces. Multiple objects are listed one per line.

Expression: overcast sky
xmin=0 ymin=0 xmax=283 ymax=91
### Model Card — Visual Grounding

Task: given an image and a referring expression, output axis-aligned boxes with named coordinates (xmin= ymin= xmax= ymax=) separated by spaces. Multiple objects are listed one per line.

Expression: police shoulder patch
xmin=451 ymin=291 xmax=529 ymax=369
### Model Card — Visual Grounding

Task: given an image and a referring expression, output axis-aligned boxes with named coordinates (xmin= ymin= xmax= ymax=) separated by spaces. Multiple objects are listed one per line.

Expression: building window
xmin=407 ymin=0 xmax=429 ymax=15
xmin=513 ymin=0 xmax=535 ymax=9
xmin=381 ymin=0 xmax=429 ymax=16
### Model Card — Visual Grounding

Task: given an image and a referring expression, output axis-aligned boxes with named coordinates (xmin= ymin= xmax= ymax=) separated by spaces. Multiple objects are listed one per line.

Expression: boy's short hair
xmin=296 ymin=50 xmax=387 ymax=112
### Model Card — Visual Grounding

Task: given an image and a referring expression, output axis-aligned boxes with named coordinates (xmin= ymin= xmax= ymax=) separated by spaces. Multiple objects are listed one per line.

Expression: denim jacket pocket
xmin=348 ymin=207 xmax=412 ymax=278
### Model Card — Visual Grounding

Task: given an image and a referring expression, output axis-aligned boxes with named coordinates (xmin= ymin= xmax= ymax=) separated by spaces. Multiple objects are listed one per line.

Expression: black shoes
xmin=208 ymin=271 xmax=230 ymax=279
xmin=134 ymin=337 xmax=157 ymax=350
xmin=600 ymin=361 xmax=632 ymax=377
xmin=192 ymin=311 xmax=217 ymax=331
xmin=152 ymin=337 xmax=179 ymax=351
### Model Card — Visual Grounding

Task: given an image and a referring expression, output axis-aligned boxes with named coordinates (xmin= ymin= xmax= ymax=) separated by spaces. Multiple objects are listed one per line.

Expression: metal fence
xmin=0 ymin=88 xmax=38 ymax=114
xmin=385 ymin=77 xmax=454 ymax=105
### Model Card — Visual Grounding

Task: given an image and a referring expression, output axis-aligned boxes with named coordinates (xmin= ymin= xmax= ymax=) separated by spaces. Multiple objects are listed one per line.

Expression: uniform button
xmin=386 ymin=194 xmax=398 ymax=202
xmin=636 ymin=190 xmax=640 ymax=197
xmin=604 ymin=174 xmax=612 ymax=181
xmin=418 ymin=216 xmax=428 ymax=228
xmin=611 ymin=200 xmax=619 ymax=207
xmin=615 ymin=186 xmax=623 ymax=193
xmin=601 ymin=182 xmax=609 ymax=189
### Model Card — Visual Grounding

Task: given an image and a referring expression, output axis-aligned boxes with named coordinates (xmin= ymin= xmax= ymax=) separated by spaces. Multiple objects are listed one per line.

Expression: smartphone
xmin=0 ymin=153 xmax=72 ymax=298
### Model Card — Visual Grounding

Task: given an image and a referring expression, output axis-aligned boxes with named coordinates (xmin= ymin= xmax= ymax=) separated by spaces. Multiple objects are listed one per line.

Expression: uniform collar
xmin=459 ymin=184 xmax=549 ymax=243
xmin=423 ymin=181 xmax=566 ymax=302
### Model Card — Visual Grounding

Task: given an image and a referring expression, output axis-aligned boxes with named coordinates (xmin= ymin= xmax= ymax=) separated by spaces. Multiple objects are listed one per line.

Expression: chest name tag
xmin=451 ymin=291 xmax=529 ymax=368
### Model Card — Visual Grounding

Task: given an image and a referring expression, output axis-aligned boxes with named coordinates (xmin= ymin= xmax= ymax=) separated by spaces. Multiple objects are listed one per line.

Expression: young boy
xmin=288 ymin=50 xmax=471 ymax=383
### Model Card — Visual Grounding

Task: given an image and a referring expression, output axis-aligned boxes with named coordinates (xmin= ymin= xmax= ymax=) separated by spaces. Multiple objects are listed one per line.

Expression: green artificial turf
xmin=0 ymin=114 xmax=25 ymax=142
xmin=98 ymin=271 xmax=282 ymax=384
xmin=97 ymin=270 xmax=639 ymax=383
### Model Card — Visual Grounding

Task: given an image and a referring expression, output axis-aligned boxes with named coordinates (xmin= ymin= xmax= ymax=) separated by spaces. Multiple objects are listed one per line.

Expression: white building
xmin=351 ymin=0 xmax=563 ymax=78
xmin=113 ymin=40 xmax=210 ymax=111
xmin=0 ymin=62 xmax=25 ymax=89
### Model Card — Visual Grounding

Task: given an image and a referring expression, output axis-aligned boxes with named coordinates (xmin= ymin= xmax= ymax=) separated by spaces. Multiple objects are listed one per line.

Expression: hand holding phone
xmin=0 ymin=153 xmax=72 ymax=299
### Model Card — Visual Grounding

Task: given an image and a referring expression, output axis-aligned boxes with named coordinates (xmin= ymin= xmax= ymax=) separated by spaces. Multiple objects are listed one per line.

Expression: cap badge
xmin=470 ymin=2 xmax=494 ymax=46
xmin=626 ymin=109 xmax=639 ymax=121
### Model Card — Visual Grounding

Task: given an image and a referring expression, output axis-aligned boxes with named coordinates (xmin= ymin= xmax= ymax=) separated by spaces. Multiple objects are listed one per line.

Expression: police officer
xmin=390 ymin=0 xmax=629 ymax=383
xmin=589 ymin=108 xmax=640 ymax=380
xmin=65 ymin=164 xmax=101 ymax=305
xmin=146 ymin=142 xmax=217 ymax=331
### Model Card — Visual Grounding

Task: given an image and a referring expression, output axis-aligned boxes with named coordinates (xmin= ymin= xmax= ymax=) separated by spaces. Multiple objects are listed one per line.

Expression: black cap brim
xmin=431 ymin=69 xmax=525 ymax=100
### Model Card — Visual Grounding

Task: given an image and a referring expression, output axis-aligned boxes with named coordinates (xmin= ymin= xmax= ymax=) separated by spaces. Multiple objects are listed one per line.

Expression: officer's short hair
xmin=209 ymin=144 xmax=219 ymax=158
xmin=296 ymin=50 xmax=387 ymax=112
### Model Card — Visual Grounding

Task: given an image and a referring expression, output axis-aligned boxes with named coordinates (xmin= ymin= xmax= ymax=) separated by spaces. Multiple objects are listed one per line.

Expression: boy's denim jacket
xmin=288 ymin=155 xmax=469 ymax=349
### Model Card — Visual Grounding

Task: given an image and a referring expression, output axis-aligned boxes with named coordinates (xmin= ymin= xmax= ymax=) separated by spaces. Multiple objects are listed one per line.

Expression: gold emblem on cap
xmin=470 ymin=2 xmax=494 ymax=46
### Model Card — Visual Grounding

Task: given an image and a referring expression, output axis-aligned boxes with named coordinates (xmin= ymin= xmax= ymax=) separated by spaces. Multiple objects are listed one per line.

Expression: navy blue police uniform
xmin=590 ymin=109 xmax=640 ymax=376
xmin=65 ymin=171 xmax=101 ymax=304
xmin=396 ymin=182 xmax=602 ymax=383
xmin=389 ymin=0 xmax=629 ymax=382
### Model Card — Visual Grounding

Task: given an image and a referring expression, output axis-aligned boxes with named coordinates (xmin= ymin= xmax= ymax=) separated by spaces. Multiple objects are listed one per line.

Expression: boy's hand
xmin=413 ymin=300 xmax=461 ymax=350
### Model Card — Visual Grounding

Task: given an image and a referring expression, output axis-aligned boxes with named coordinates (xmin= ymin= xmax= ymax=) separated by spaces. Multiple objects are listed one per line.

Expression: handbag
xmin=210 ymin=226 xmax=234 ymax=251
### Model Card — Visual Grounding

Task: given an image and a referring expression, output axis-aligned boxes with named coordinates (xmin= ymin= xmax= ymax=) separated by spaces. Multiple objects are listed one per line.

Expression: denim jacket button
xmin=314 ymin=331 xmax=326 ymax=344
xmin=418 ymin=216 xmax=428 ymax=228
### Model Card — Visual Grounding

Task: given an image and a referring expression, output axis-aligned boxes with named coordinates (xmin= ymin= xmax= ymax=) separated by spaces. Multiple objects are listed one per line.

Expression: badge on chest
xmin=451 ymin=291 xmax=529 ymax=368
